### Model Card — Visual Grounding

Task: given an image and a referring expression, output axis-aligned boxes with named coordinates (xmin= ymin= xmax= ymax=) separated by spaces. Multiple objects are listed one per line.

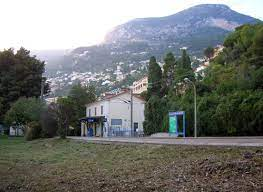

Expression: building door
xmin=134 ymin=122 xmax=138 ymax=132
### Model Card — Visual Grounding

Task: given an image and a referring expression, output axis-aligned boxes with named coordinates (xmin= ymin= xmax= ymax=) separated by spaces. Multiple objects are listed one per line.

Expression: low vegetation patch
xmin=0 ymin=136 xmax=262 ymax=191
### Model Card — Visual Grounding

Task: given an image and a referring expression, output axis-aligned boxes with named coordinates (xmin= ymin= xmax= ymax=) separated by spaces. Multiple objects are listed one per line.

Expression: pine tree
xmin=147 ymin=56 xmax=162 ymax=97
xmin=174 ymin=49 xmax=194 ymax=82
xmin=162 ymin=52 xmax=176 ymax=95
xmin=180 ymin=49 xmax=191 ymax=69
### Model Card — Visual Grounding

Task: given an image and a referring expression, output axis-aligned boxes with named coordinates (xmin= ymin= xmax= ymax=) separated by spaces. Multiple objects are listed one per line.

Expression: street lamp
xmin=184 ymin=78 xmax=197 ymax=138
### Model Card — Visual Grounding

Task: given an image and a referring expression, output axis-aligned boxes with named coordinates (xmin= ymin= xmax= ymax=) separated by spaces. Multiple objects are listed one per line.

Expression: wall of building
xmin=109 ymin=92 xmax=145 ymax=132
xmin=85 ymin=92 xmax=145 ymax=137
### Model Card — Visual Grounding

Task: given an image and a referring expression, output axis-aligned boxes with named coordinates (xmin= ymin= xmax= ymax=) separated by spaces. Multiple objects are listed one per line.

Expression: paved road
xmin=69 ymin=136 xmax=263 ymax=147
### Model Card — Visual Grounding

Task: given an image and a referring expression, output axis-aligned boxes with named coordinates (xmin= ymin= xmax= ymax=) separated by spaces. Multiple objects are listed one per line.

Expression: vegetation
xmin=144 ymin=24 xmax=263 ymax=136
xmin=0 ymin=137 xmax=262 ymax=191
xmin=51 ymin=84 xmax=97 ymax=138
xmin=0 ymin=48 xmax=49 ymax=121
xmin=4 ymin=98 xmax=45 ymax=140
xmin=203 ymin=46 xmax=214 ymax=59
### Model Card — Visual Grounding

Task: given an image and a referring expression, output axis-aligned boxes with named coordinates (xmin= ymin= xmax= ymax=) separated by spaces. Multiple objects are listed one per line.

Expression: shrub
xmin=25 ymin=121 xmax=41 ymax=141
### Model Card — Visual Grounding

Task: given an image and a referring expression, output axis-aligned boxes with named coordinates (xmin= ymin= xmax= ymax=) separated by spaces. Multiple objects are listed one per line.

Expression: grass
xmin=0 ymin=136 xmax=262 ymax=191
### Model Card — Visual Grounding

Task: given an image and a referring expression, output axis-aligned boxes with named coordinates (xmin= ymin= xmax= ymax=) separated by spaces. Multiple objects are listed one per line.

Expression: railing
xmin=108 ymin=128 xmax=144 ymax=137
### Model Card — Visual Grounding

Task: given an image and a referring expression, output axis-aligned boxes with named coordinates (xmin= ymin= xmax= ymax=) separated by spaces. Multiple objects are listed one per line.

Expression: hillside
xmin=44 ymin=4 xmax=260 ymax=96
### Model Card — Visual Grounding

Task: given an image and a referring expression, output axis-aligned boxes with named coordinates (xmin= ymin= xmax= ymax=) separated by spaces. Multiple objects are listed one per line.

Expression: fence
xmin=108 ymin=127 xmax=144 ymax=137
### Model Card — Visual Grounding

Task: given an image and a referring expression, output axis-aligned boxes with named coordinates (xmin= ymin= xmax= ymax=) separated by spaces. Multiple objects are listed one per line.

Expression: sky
xmin=0 ymin=0 xmax=262 ymax=50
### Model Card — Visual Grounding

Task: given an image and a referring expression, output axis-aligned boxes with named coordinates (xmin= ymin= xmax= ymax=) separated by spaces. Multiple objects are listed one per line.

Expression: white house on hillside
xmin=81 ymin=90 xmax=145 ymax=137
xmin=132 ymin=76 xmax=148 ymax=94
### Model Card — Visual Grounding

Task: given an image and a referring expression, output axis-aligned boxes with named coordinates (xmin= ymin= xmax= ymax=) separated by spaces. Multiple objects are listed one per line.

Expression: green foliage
xmin=174 ymin=50 xmax=195 ymax=83
xmin=55 ymin=97 xmax=75 ymax=139
xmin=4 ymin=98 xmax=44 ymax=127
xmin=145 ymin=24 xmax=263 ymax=136
xmin=198 ymin=24 xmax=263 ymax=136
xmin=147 ymin=56 xmax=162 ymax=97
xmin=204 ymin=46 xmax=214 ymax=59
xmin=0 ymin=47 xmax=49 ymax=121
xmin=162 ymin=52 xmax=176 ymax=95
xmin=52 ymin=84 xmax=97 ymax=138
xmin=40 ymin=103 xmax=58 ymax=138
xmin=25 ymin=121 xmax=42 ymax=141
xmin=144 ymin=96 xmax=163 ymax=135
xmin=4 ymin=97 xmax=45 ymax=140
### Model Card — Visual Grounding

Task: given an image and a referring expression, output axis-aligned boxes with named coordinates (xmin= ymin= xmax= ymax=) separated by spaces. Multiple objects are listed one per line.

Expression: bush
xmin=40 ymin=106 xmax=58 ymax=138
xmin=25 ymin=121 xmax=41 ymax=141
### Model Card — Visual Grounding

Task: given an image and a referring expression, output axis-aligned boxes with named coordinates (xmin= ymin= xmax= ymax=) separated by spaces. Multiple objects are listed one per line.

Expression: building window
xmin=89 ymin=109 xmax=91 ymax=117
xmin=95 ymin=107 xmax=97 ymax=116
xmin=101 ymin=105 xmax=103 ymax=115
xmin=111 ymin=119 xmax=122 ymax=126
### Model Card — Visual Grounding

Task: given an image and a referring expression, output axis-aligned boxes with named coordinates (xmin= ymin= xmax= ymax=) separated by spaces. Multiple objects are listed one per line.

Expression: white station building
xmin=81 ymin=89 xmax=145 ymax=137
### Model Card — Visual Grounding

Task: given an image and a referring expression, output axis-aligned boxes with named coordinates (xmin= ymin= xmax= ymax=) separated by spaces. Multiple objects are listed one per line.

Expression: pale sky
xmin=0 ymin=0 xmax=262 ymax=50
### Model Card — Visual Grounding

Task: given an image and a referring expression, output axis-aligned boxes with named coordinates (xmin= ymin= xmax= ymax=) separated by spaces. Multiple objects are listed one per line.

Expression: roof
xmin=85 ymin=90 xmax=145 ymax=107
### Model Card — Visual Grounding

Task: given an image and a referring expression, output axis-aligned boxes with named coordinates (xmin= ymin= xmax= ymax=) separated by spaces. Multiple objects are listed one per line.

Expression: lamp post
xmin=184 ymin=78 xmax=197 ymax=138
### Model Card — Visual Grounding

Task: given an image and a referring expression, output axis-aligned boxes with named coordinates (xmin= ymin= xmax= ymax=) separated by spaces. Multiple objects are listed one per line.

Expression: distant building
xmin=116 ymin=65 xmax=124 ymax=81
xmin=81 ymin=89 xmax=145 ymax=137
xmin=45 ymin=97 xmax=58 ymax=104
xmin=9 ymin=125 xmax=24 ymax=136
xmin=132 ymin=76 xmax=148 ymax=94
xmin=195 ymin=45 xmax=224 ymax=77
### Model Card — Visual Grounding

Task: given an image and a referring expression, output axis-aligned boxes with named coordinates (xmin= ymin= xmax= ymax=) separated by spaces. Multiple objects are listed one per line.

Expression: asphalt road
xmin=69 ymin=136 xmax=263 ymax=147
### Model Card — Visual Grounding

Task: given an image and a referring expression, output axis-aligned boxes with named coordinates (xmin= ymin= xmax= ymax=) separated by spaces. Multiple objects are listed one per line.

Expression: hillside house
xmin=132 ymin=76 xmax=148 ymax=94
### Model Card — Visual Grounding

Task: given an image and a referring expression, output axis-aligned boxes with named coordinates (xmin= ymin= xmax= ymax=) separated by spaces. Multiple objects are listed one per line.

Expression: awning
xmin=80 ymin=116 xmax=107 ymax=123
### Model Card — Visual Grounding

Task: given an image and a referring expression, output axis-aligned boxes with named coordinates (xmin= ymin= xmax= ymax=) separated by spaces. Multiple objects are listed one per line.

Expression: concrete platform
xmin=69 ymin=136 xmax=263 ymax=147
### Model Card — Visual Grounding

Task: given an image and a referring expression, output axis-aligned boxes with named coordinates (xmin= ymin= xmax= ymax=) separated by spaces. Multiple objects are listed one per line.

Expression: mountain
xmin=45 ymin=4 xmax=260 ymax=96
xmin=105 ymin=4 xmax=257 ymax=44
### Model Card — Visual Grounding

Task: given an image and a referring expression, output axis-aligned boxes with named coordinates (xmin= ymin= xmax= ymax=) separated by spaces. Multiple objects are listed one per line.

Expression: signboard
xmin=168 ymin=111 xmax=186 ymax=137
xmin=169 ymin=111 xmax=184 ymax=116
xmin=87 ymin=118 xmax=95 ymax=123
xmin=169 ymin=116 xmax=177 ymax=134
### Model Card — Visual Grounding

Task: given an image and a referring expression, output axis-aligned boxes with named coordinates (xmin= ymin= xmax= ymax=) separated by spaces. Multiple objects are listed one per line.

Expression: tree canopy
xmin=0 ymin=48 xmax=49 ymax=121
xmin=144 ymin=24 xmax=263 ymax=136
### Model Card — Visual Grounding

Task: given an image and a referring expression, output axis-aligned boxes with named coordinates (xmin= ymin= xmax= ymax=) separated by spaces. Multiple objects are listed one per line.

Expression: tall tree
xmin=162 ymin=52 xmax=176 ymax=95
xmin=174 ymin=49 xmax=195 ymax=86
xmin=68 ymin=83 xmax=96 ymax=135
xmin=0 ymin=47 xmax=49 ymax=121
xmin=147 ymin=56 xmax=162 ymax=97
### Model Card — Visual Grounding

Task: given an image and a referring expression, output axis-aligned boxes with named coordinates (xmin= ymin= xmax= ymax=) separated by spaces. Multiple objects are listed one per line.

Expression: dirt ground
xmin=0 ymin=136 xmax=262 ymax=192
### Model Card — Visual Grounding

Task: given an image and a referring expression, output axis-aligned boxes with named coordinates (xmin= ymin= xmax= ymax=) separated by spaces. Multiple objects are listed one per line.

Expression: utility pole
xmin=130 ymin=88 xmax=133 ymax=137
xmin=40 ymin=78 xmax=45 ymax=101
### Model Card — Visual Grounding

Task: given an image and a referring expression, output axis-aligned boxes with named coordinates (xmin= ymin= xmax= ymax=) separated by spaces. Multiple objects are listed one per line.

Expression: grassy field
xmin=0 ymin=136 xmax=262 ymax=192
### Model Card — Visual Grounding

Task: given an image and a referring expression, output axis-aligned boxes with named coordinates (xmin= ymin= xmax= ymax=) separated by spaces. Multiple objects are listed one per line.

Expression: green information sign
xmin=169 ymin=116 xmax=177 ymax=133
xmin=168 ymin=111 xmax=186 ymax=137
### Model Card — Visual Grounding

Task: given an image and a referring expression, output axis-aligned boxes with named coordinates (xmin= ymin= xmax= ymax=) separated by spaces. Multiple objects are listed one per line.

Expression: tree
xmin=40 ymin=103 xmax=58 ymax=138
xmin=52 ymin=84 xmax=97 ymax=138
xmin=143 ymin=96 xmax=163 ymax=135
xmin=68 ymin=84 xmax=96 ymax=135
xmin=4 ymin=98 xmax=45 ymax=139
xmin=54 ymin=97 xmax=75 ymax=139
xmin=174 ymin=49 xmax=194 ymax=83
xmin=204 ymin=46 xmax=214 ymax=59
xmin=147 ymin=56 xmax=162 ymax=97
xmin=0 ymin=48 xmax=49 ymax=121
xmin=179 ymin=49 xmax=191 ymax=69
xmin=162 ymin=52 xmax=176 ymax=95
